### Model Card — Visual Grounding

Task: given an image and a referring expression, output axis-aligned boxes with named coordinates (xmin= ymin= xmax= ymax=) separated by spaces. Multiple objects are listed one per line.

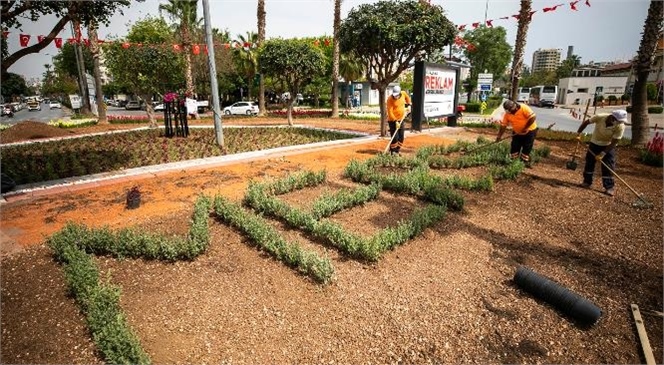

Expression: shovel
xmin=383 ymin=112 xmax=410 ymax=154
xmin=566 ymin=139 xmax=581 ymax=170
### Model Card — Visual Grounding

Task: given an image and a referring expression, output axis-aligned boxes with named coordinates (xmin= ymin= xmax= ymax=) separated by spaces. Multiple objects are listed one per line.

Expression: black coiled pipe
xmin=514 ymin=266 xmax=602 ymax=326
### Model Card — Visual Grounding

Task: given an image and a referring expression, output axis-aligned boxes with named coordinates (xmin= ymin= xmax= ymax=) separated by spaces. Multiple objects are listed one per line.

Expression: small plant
xmin=126 ymin=186 xmax=142 ymax=209
xmin=640 ymin=131 xmax=664 ymax=167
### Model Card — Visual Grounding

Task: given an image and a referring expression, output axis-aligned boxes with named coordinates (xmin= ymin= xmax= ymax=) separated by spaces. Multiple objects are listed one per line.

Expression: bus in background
xmin=529 ymin=85 xmax=557 ymax=108
xmin=517 ymin=87 xmax=530 ymax=103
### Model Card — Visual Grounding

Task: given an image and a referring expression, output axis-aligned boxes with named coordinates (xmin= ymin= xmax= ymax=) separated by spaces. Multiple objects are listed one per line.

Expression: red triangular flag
xmin=324 ymin=39 xmax=331 ymax=47
xmin=529 ymin=10 xmax=537 ymax=20
xmin=585 ymin=0 xmax=590 ymax=6
xmin=122 ymin=42 xmax=130 ymax=49
xmin=54 ymin=37 xmax=63 ymax=48
xmin=243 ymin=41 xmax=251 ymax=48
xmin=570 ymin=1 xmax=579 ymax=10
xmin=173 ymin=44 xmax=181 ymax=52
xmin=67 ymin=38 xmax=76 ymax=44
xmin=192 ymin=44 xmax=200 ymax=55
xmin=38 ymin=35 xmax=46 ymax=43
xmin=83 ymin=38 xmax=90 ymax=47
xmin=472 ymin=22 xmax=480 ymax=28
xmin=224 ymin=43 xmax=230 ymax=49
xmin=486 ymin=20 xmax=493 ymax=27
xmin=512 ymin=14 xmax=520 ymax=20
xmin=203 ymin=45 xmax=208 ymax=54
xmin=458 ymin=25 xmax=466 ymax=31
xmin=19 ymin=34 xmax=30 ymax=47
xmin=2 ymin=31 xmax=9 ymax=38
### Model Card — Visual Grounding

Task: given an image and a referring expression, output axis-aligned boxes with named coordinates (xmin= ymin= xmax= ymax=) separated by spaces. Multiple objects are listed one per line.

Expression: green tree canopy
xmin=1 ymin=72 xmax=29 ymax=100
xmin=52 ymin=43 xmax=93 ymax=79
xmin=258 ymin=38 xmax=325 ymax=125
xmin=461 ymin=26 xmax=512 ymax=96
xmin=1 ymin=0 xmax=131 ymax=75
xmin=555 ymin=54 xmax=581 ymax=81
xmin=104 ymin=16 xmax=185 ymax=127
xmin=338 ymin=0 xmax=456 ymax=135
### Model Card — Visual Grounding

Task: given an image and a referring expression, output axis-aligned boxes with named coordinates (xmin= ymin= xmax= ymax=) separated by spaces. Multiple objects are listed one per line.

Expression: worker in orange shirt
xmin=386 ymin=85 xmax=411 ymax=155
xmin=496 ymin=99 xmax=538 ymax=166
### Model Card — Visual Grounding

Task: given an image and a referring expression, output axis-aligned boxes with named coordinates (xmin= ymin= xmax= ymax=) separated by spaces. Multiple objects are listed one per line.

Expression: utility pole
xmin=202 ymin=0 xmax=224 ymax=147
xmin=484 ymin=0 xmax=489 ymax=24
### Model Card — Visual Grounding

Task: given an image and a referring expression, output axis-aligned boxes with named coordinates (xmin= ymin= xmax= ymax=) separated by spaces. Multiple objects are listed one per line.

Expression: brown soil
xmin=1 ymin=119 xmax=662 ymax=364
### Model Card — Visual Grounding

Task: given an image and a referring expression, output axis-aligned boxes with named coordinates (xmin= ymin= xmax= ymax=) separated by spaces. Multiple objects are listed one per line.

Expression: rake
xmin=462 ymin=134 xmax=513 ymax=155
xmin=566 ymin=99 xmax=592 ymax=170
xmin=588 ymin=150 xmax=653 ymax=209
xmin=383 ymin=112 xmax=411 ymax=154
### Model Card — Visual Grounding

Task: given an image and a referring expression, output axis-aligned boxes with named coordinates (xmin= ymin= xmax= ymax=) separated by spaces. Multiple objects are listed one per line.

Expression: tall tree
xmin=339 ymin=0 xmax=456 ymax=136
xmin=1 ymin=73 xmax=29 ymax=100
xmin=233 ymin=31 xmax=259 ymax=100
xmin=52 ymin=43 xmax=93 ymax=79
xmin=330 ymin=0 xmax=342 ymax=118
xmin=1 ymin=1 xmax=130 ymax=77
xmin=258 ymin=38 xmax=325 ymax=126
xmin=630 ymin=0 xmax=663 ymax=146
xmin=555 ymin=54 xmax=581 ymax=81
xmin=461 ymin=26 xmax=512 ymax=101
xmin=87 ymin=21 xmax=107 ymax=124
xmin=104 ymin=16 xmax=185 ymax=127
xmin=257 ymin=0 xmax=266 ymax=115
xmin=509 ymin=0 xmax=533 ymax=101
xmin=159 ymin=0 xmax=199 ymax=98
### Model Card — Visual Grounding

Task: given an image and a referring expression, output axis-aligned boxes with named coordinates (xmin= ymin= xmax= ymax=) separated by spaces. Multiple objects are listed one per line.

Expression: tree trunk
xmin=378 ymin=85 xmax=387 ymax=137
xmin=87 ymin=22 xmax=107 ymax=124
xmin=509 ymin=0 xmax=532 ymax=101
xmin=72 ymin=18 xmax=91 ymax=114
xmin=257 ymin=0 xmax=267 ymax=116
xmin=630 ymin=0 xmax=662 ymax=146
xmin=331 ymin=0 xmax=342 ymax=119
xmin=287 ymin=98 xmax=295 ymax=126
xmin=182 ymin=25 xmax=198 ymax=119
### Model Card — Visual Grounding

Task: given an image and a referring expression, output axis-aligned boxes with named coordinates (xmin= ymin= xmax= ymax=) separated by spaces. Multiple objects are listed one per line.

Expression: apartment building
xmin=531 ymin=48 xmax=562 ymax=73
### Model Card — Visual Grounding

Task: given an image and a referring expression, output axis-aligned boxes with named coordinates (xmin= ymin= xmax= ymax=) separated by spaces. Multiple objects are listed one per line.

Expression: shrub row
xmin=625 ymin=105 xmax=664 ymax=114
xmin=213 ymin=195 xmax=335 ymax=284
xmin=267 ymin=109 xmax=333 ymax=118
xmin=46 ymin=195 xmax=212 ymax=364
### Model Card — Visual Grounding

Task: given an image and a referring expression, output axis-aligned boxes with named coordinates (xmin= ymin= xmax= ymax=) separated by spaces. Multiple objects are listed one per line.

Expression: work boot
xmin=605 ymin=187 xmax=616 ymax=196
xmin=580 ymin=182 xmax=591 ymax=189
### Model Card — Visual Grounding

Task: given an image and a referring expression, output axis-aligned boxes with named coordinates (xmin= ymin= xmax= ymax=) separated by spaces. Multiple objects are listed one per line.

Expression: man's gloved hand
xmin=575 ymin=134 xmax=582 ymax=141
xmin=595 ymin=151 xmax=605 ymax=161
xmin=396 ymin=120 xmax=402 ymax=129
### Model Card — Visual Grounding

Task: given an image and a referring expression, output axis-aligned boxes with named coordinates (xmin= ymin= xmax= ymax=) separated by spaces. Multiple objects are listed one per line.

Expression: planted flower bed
xmin=1 ymin=127 xmax=359 ymax=186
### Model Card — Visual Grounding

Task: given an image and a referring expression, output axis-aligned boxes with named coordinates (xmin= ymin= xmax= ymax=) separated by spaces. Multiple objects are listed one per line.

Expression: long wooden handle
xmin=582 ymin=98 xmax=591 ymax=120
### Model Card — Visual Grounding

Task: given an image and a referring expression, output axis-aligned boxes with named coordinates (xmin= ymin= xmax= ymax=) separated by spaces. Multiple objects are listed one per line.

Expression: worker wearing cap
xmin=496 ymin=99 xmax=538 ymax=165
xmin=576 ymin=109 xmax=627 ymax=196
xmin=386 ymin=85 xmax=411 ymax=155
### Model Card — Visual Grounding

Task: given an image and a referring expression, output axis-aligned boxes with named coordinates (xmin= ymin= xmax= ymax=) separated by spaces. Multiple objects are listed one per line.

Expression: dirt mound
xmin=0 ymin=121 xmax=76 ymax=144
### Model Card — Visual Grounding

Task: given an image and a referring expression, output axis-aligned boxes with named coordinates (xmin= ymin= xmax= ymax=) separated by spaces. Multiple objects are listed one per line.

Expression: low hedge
xmin=625 ymin=105 xmax=663 ymax=114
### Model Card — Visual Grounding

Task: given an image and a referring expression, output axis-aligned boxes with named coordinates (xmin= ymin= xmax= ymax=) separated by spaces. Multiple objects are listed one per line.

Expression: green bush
xmin=463 ymin=102 xmax=481 ymax=113
xmin=648 ymin=106 xmax=663 ymax=114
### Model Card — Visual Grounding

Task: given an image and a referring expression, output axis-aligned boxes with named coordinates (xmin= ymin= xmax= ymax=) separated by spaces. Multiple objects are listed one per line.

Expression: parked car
xmin=49 ymin=101 xmax=62 ymax=109
xmin=27 ymin=100 xmax=41 ymax=111
xmin=223 ymin=102 xmax=258 ymax=116
xmin=125 ymin=101 xmax=141 ymax=110
xmin=154 ymin=104 xmax=165 ymax=112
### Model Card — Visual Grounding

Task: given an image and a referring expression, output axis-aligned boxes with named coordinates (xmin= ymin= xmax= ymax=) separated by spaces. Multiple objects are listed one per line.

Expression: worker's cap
xmin=611 ymin=109 xmax=628 ymax=123
xmin=392 ymin=85 xmax=401 ymax=97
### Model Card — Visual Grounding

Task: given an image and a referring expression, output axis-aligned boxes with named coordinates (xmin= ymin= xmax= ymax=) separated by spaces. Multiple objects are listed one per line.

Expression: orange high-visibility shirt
xmin=386 ymin=91 xmax=411 ymax=121
xmin=501 ymin=103 xmax=537 ymax=134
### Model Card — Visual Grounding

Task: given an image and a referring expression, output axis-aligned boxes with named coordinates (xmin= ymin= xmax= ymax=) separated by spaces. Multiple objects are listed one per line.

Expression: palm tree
xmin=339 ymin=51 xmax=365 ymax=107
xmin=233 ymin=31 xmax=259 ymax=100
xmin=630 ymin=0 xmax=663 ymax=146
xmin=257 ymin=0 xmax=266 ymax=116
xmin=509 ymin=0 xmax=532 ymax=101
xmin=87 ymin=21 xmax=107 ymax=124
xmin=159 ymin=0 xmax=199 ymax=98
xmin=330 ymin=0 xmax=342 ymax=118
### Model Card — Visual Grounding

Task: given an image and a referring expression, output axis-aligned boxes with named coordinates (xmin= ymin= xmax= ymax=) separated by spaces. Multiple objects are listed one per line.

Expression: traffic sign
xmin=478 ymin=73 xmax=493 ymax=84
xmin=480 ymin=84 xmax=491 ymax=91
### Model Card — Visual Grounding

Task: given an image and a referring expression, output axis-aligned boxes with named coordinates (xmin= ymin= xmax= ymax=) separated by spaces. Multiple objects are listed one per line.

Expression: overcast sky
xmin=5 ymin=0 xmax=652 ymax=81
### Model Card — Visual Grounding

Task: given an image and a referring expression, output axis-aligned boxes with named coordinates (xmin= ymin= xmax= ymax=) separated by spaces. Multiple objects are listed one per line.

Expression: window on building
xmin=578 ymin=88 xmax=589 ymax=93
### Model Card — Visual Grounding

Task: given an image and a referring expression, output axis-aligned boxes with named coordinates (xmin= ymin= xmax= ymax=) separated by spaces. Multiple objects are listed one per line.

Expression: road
xmin=2 ymin=104 xmax=655 ymax=140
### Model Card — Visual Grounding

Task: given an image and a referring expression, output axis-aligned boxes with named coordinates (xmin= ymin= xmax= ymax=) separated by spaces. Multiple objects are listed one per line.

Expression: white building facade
xmin=557 ymin=76 xmax=628 ymax=105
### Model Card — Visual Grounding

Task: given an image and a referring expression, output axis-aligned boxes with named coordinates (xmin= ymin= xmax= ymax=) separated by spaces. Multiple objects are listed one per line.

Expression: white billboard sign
xmin=69 ymin=94 xmax=82 ymax=109
xmin=422 ymin=67 xmax=457 ymax=117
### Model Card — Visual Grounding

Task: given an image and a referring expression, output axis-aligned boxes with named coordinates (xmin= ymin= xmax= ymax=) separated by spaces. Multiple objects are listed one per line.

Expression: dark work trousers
xmin=388 ymin=121 xmax=405 ymax=154
xmin=510 ymin=129 xmax=538 ymax=162
xmin=583 ymin=142 xmax=616 ymax=189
